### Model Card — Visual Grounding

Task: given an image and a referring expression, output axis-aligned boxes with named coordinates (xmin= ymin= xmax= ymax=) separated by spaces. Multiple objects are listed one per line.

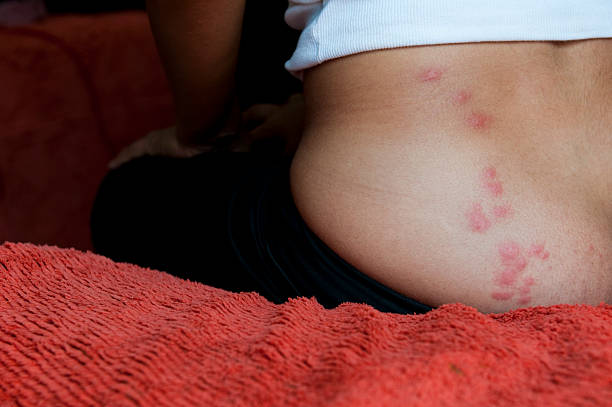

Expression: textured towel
xmin=1 ymin=243 xmax=611 ymax=406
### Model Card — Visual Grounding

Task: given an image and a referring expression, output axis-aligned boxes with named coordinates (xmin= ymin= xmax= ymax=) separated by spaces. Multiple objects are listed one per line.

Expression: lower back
xmin=291 ymin=40 xmax=612 ymax=313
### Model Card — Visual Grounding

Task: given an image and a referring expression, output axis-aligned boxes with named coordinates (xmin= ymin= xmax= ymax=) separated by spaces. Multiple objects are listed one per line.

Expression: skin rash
xmin=482 ymin=166 xmax=503 ymax=197
xmin=419 ymin=68 xmax=444 ymax=82
xmin=454 ymin=90 xmax=472 ymax=105
xmin=492 ymin=241 xmax=549 ymax=304
xmin=493 ymin=204 xmax=513 ymax=219
xmin=465 ymin=168 xmax=513 ymax=232
xmin=464 ymin=165 xmax=550 ymax=306
xmin=466 ymin=112 xmax=492 ymax=130
xmin=419 ymin=69 xmax=553 ymax=308
xmin=467 ymin=202 xmax=492 ymax=233
xmin=420 ymin=66 xmax=493 ymax=130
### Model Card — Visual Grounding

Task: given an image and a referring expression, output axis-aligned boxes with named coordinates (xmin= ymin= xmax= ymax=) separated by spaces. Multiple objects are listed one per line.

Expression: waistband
xmin=227 ymin=156 xmax=432 ymax=314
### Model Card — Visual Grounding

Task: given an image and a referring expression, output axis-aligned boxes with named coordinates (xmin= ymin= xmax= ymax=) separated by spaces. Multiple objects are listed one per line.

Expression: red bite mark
xmin=467 ymin=112 xmax=492 ymax=130
xmin=493 ymin=204 xmax=513 ymax=219
xmin=491 ymin=242 xmax=540 ymax=304
xmin=491 ymin=292 xmax=514 ymax=301
xmin=484 ymin=167 xmax=497 ymax=179
xmin=467 ymin=202 xmax=491 ymax=233
xmin=454 ymin=90 xmax=472 ymax=105
xmin=487 ymin=182 xmax=503 ymax=197
xmin=496 ymin=269 xmax=520 ymax=286
xmin=499 ymin=241 xmax=521 ymax=262
xmin=519 ymin=277 xmax=535 ymax=296
xmin=419 ymin=68 xmax=443 ymax=82
xmin=518 ymin=296 xmax=532 ymax=306
xmin=495 ymin=241 xmax=528 ymax=287
xmin=494 ymin=257 xmax=527 ymax=287
xmin=481 ymin=166 xmax=503 ymax=197
xmin=527 ymin=244 xmax=550 ymax=260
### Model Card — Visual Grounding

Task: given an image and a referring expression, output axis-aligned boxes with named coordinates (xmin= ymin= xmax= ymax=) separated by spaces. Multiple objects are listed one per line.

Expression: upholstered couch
xmin=0 ymin=11 xmax=175 ymax=250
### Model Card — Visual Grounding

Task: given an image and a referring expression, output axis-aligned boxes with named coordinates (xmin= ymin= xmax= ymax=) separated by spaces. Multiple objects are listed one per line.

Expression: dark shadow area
xmin=238 ymin=0 xmax=302 ymax=108
xmin=40 ymin=0 xmax=302 ymax=105
xmin=43 ymin=0 xmax=145 ymax=13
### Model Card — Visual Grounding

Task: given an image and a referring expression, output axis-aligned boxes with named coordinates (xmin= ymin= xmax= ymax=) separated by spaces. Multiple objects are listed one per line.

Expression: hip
xmin=291 ymin=40 xmax=612 ymax=313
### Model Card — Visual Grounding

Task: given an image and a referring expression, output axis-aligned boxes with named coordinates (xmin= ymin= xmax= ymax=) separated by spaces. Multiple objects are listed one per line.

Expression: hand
xmin=108 ymin=126 xmax=211 ymax=169
xmin=238 ymin=93 xmax=305 ymax=155
xmin=107 ymin=93 xmax=305 ymax=168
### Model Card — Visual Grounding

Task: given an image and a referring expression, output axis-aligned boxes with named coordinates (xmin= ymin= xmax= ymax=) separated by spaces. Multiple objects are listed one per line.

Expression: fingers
xmin=108 ymin=126 xmax=210 ymax=169
xmin=244 ymin=96 xmax=305 ymax=155
xmin=241 ymin=104 xmax=280 ymax=131
xmin=108 ymin=136 xmax=152 ymax=169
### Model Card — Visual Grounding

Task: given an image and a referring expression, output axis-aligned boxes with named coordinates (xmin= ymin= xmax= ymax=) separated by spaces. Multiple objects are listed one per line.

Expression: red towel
xmin=1 ymin=242 xmax=610 ymax=406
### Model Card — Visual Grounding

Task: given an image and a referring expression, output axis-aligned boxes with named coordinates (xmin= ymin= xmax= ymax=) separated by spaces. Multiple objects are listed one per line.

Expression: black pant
xmin=91 ymin=153 xmax=432 ymax=314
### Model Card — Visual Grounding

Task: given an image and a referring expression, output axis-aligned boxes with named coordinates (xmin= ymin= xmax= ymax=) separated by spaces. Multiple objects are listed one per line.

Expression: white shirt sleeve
xmin=285 ymin=0 xmax=612 ymax=79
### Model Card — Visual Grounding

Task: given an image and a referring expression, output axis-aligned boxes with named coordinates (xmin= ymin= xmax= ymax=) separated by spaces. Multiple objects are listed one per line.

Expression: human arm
xmin=109 ymin=0 xmax=306 ymax=167
xmin=146 ymin=0 xmax=245 ymax=146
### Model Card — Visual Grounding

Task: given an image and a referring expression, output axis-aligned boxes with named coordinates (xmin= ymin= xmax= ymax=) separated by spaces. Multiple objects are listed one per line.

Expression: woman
xmin=92 ymin=0 xmax=612 ymax=314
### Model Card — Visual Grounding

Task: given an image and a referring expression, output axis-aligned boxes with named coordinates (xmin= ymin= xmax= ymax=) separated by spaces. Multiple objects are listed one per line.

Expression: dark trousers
xmin=91 ymin=153 xmax=432 ymax=314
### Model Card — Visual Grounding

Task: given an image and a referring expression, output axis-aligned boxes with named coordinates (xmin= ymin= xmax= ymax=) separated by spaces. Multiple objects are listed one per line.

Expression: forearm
xmin=146 ymin=0 xmax=245 ymax=145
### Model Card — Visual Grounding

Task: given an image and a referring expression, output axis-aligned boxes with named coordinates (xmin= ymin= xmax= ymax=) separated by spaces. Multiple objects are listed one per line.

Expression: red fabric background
xmin=0 ymin=12 xmax=174 ymax=250
xmin=1 ymin=242 xmax=611 ymax=406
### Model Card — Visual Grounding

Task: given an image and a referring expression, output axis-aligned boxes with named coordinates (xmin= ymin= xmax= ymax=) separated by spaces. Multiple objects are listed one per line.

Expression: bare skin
xmin=142 ymin=1 xmax=611 ymax=313
xmin=117 ymin=1 xmax=300 ymax=166
xmin=291 ymin=40 xmax=612 ymax=313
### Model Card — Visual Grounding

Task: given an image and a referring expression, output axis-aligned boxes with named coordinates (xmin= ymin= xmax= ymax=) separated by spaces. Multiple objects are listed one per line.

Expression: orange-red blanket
xmin=1 ymin=243 xmax=610 ymax=406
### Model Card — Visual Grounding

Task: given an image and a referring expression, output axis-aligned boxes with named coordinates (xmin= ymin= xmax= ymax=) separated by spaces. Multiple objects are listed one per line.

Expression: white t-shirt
xmin=285 ymin=0 xmax=612 ymax=78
